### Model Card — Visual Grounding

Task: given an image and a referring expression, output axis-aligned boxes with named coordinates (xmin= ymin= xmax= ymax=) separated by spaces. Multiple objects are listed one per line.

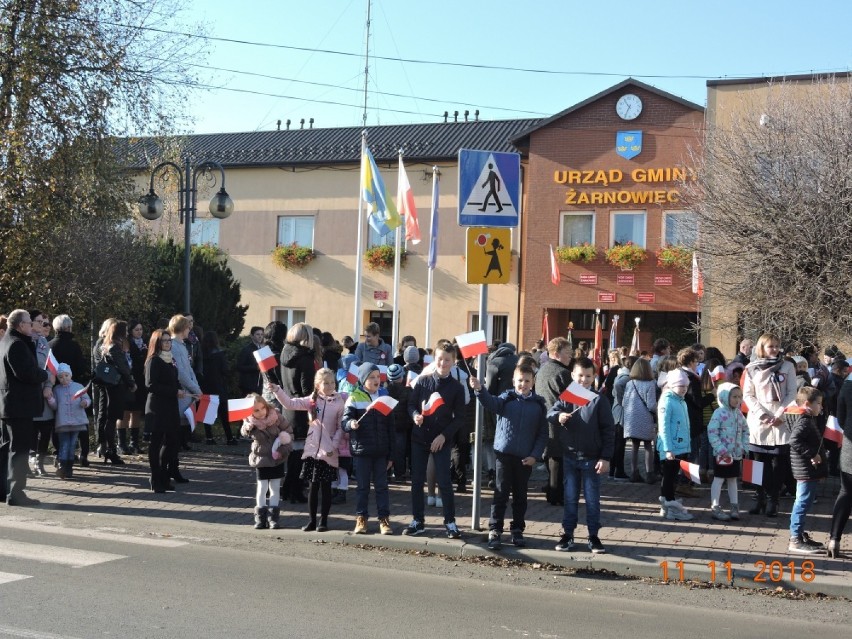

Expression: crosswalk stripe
xmin=0 ymin=540 xmax=125 ymax=567
xmin=0 ymin=624 xmax=86 ymax=638
xmin=0 ymin=519 xmax=188 ymax=547
xmin=0 ymin=571 xmax=32 ymax=585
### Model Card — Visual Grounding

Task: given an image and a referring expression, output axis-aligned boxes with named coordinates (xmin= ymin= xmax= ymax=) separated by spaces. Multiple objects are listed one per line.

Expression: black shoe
xmin=302 ymin=521 xmax=317 ymax=532
xmin=7 ymin=493 xmax=41 ymax=507
xmin=96 ymin=444 xmax=106 ymax=459
xmin=172 ymin=473 xmax=190 ymax=484
xmin=105 ymin=452 xmax=125 ymax=465
xmin=766 ymin=500 xmax=778 ymax=517
xmin=555 ymin=534 xmax=574 ymax=551
xmin=80 ymin=456 xmax=90 ymax=467
xmin=510 ymin=530 xmax=525 ymax=547
xmin=487 ymin=531 xmax=502 ymax=550
xmin=588 ymin=535 xmax=606 ymax=554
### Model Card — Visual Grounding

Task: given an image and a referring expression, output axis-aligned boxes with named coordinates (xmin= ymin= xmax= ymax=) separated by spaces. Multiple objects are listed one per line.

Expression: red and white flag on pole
xmin=742 ymin=458 xmax=764 ymax=485
xmin=45 ymin=349 xmax=59 ymax=375
xmin=253 ymin=346 xmax=278 ymax=373
xmin=397 ymin=156 xmax=421 ymax=244
xmin=377 ymin=365 xmax=389 ymax=383
xmin=550 ymin=244 xmax=560 ymax=285
xmin=194 ymin=394 xmax=220 ymax=425
xmin=679 ymin=460 xmax=701 ymax=484
xmin=364 ymin=395 xmax=398 ymax=416
xmin=692 ymin=251 xmax=704 ymax=298
xmin=592 ymin=314 xmax=603 ymax=371
xmin=825 ymin=415 xmax=844 ymax=447
xmin=346 ymin=362 xmax=360 ymax=385
xmin=455 ymin=330 xmax=488 ymax=359
xmin=183 ymin=406 xmax=197 ymax=431
xmin=558 ymin=381 xmax=598 ymax=406
xmin=542 ymin=309 xmax=550 ymax=344
xmin=228 ymin=397 xmax=255 ymax=422
xmin=710 ymin=365 xmax=726 ymax=382
xmin=422 ymin=392 xmax=445 ymax=417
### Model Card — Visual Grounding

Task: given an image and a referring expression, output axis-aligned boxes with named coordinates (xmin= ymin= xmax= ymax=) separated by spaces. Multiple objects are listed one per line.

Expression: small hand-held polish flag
xmin=364 ymin=396 xmax=398 ymax=416
xmin=549 ymin=244 xmax=560 ymax=285
xmin=253 ymin=346 xmax=278 ymax=373
xmin=422 ymin=392 xmax=445 ymax=417
xmin=346 ymin=362 xmax=360 ymax=385
xmin=710 ymin=365 xmax=726 ymax=382
xmin=558 ymin=381 xmax=598 ymax=406
xmin=742 ymin=458 xmax=764 ymax=485
xmin=194 ymin=394 xmax=220 ymax=425
xmin=679 ymin=460 xmax=701 ymax=484
xmin=825 ymin=415 xmax=844 ymax=447
xmin=72 ymin=385 xmax=89 ymax=401
xmin=455 ymin=330 xmax=488 ymax=359
xmin=377 ymin=365 xmax=389 ymax=383
xmin=45 ymin=349 xmax=59 ymax=375
xmin=228 ymin=397 xmax=255 ymax=422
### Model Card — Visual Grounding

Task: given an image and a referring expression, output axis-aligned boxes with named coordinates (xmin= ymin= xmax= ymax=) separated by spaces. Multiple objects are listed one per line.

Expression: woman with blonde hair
xmin=99 ymin=321 xmax=136 ymax=465
xmin=622 ymin=358 xmax=658 ymax=483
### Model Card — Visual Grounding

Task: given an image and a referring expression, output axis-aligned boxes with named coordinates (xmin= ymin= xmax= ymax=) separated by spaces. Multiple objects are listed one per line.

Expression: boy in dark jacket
xmin=546 ymin=357 xmax=615 ymax=554
xmin=385 ymin=363 xmax=412 ymax=482
xmin=470 ymin=363 xmax=547 ymax=549
xmin=788 ymin=386 xmax=827 ymax=555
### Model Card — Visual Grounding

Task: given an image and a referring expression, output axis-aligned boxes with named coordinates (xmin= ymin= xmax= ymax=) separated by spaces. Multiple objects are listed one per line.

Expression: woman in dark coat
xmin=200 ymin=330 xmax=236 ymax=445
xmin=145 ymin=329 xmax=183 ymax=493
xmin=279 ymin=322 xmax=317 ymax=503
xmin=100 ymin=320 xmax=136 ymax=465
xmin=119 ymin=319 xmax=148 ymax=454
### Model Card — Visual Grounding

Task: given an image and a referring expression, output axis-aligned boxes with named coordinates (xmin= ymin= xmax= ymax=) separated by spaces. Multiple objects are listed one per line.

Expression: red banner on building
xmin=654 ymin=275 xmax=673 ymax=286
xmin=579 ymin=274 xmax=598 ymax=285
xmin=598 ymin=292 xmax=616 ymax=303
xmin=637 ymin=292 xmax=656 ymax=304
xmin=616 ymin=273 xmax=635 ymax=286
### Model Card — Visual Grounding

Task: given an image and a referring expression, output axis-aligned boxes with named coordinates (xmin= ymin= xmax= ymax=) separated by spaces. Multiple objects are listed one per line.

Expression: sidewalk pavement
xmin=6 ymin=444 xmax=850 ymax=598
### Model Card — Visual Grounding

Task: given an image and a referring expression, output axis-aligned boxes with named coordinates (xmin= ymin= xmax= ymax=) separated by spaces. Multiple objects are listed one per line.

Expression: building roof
xmin=706 ymin=71 xmax=852 ymax=87
xmin=122 ymin=118 xmax=540 ymax=170
xmin=510 ymin=78 xmax=705 ymax=146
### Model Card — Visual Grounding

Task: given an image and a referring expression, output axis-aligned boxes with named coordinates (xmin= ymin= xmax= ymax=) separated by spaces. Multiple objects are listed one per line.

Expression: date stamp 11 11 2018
xmin=660 ymin=560 xmax=816 ymax=584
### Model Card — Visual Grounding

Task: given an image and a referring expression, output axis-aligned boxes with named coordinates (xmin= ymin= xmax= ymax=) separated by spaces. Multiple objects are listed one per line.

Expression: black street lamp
xmin=138 ymin=158 xmax=234 ymax=314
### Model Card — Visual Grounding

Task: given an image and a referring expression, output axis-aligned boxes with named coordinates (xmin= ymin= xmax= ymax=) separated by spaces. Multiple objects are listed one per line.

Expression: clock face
xmin=616 ymin=94 xmax=642 ymax=120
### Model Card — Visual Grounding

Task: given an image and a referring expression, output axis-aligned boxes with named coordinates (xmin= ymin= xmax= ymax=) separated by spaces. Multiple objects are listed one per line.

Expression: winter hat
xmin=666 ymin=369 xmax=689 ymax=389
xmin=716 ymin=382 xmax=737 ymax=408
xmin=56 ymin=362 xmax=72 ymax=376
xmin=791 ymin=355 xmax=807 ymax=368
xmin=358 ymin=362 xmax=380 ymax=386
xmin=386 ymin=363 xmax=404 ymax=382
xmin=403 ymin=345 xmax=420 ymax=364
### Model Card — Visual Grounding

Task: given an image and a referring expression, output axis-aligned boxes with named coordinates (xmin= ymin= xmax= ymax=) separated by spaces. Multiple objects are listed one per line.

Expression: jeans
xmin=830 ymin=471 xmax=852 ymax=541
xmin=57 ymin=432 xmax=80 ymax=462
xmin=790 ymin=479 xmax=817 ymax=539
xmin=490 ymin=452 xmax=532 ymax=532
xmin=411 ymin=439 xmax=455 ymax=523
xmin=562 ymin=455 xmax=602 ymax=536
xmin=352 ymin=455 xmax=390 ymax=518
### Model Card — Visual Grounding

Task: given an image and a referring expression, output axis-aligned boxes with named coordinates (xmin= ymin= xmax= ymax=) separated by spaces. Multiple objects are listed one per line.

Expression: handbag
xmin=632 ymin=381 xmax=657 ymax=423
xmin=94 ymin=360 xmax=121 ymax=386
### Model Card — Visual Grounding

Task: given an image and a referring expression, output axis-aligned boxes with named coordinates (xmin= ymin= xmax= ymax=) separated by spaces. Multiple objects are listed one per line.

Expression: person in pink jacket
xmin=270 ymin=368 xmax=345 ymax=532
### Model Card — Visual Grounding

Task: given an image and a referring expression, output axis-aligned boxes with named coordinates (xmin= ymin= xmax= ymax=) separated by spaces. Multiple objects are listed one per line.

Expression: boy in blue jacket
xmin=471 ymin=363 xmax=548 ymax=549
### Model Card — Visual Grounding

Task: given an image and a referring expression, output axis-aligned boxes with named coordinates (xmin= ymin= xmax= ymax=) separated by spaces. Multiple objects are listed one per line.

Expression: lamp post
xmin=138 ymin=158 xmax=234 ymax=314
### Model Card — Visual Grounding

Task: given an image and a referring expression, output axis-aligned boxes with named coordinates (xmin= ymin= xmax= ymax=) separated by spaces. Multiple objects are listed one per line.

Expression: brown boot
xmin=353 ymin=515 xmax=368 ymax=534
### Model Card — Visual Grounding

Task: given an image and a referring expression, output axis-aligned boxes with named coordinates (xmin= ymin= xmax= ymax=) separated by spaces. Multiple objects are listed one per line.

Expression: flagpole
xmin=391 ymin=149 xmax=403 ymax=355
xmin=353 ymin=130 xmax=367 ymax=338
xmin=424 ymin=166 xmax=439 ymax=348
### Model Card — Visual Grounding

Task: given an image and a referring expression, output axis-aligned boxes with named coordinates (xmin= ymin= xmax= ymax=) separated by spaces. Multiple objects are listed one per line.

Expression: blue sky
xmin=182 ymin=0 xmax=852 ymax=134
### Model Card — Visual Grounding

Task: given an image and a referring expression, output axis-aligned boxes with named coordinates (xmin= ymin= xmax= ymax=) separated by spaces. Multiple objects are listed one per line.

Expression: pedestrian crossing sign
xmin=466 ymin=227 xmax=511 ymax=284
xmin=458 ymin=149 xmax=520 ymax=228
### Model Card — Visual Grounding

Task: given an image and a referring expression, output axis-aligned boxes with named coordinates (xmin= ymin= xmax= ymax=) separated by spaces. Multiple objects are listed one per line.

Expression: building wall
xmin=519 ymin=86 xmax=705 ymax=351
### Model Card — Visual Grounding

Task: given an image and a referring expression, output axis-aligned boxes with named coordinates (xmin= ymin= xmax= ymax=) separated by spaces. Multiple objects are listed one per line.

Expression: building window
xmin=470 ymin=313 xmax=508 ymax=346
xmin=367 ymin=224 xmax=405 ymax=249
xmin=189 ymin=218 xmax=220 ymax=246
xmin=559 ymin=212 xmax=594 ymax=246
xmin=662 ymin=210 xmax=697 ymax=247
xmin=272 ymin=308 xmax=306 ymax=328
xmin=610 ymin=211 xmax=646 ymax=248
xmin=277 ymin=216 xmax=315 ymax=248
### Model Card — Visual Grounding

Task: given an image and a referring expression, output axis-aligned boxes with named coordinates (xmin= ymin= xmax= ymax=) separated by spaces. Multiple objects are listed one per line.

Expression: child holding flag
xmin=706 ymin=383 xmax=749 ymax=521
xmin=546 ymin=357 xmax=615 ymax=553
xmin=470 ymin=364 xmax=548 ymax=549
xmin=239 ymin=394 xmax=293 ymax=530
xmin=48 ymin=363 xmax=90 ymax=479
xmin=342 ymin=363 xmax=395 ymax=535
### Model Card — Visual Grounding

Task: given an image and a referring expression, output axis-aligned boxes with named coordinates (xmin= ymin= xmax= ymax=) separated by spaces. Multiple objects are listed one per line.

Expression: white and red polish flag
xmin=397 ymin=156 xmax=421 ymax=244
xmin=253 ymin=346 xmax=278 ymax=373
xmin=455 ymin=330 xmax=488 ymax=359
xmin=72 ymin=385 xmax=89 ymax=401
xmin=742 ymin=458 xmax=764 ymax=485
xmin=679 ymin=460 xmax=701 ymax=484
xmin=422 ymin=392 xmax=445 ymax=417
xmin=346 ymin=362 xmax=360 ymax=385
xmin=183 ymin=406 xmax=197 ymax=431
xmin=377 ymin=365 xmax=389 ymax=383
xmin=558 ymin=381 xmax=598 ymax=406
xmin=406 ymin=370 xmax=419 ymax=387
xmin=550 ymin=244 xmax=560 ymax=285
xmin=228 ymin=397 xmax=255 ymax=422
xmin=45 ymin=349 xmax=59 ymax=375
xmin=194 ymin=394 xmax=220 ymax=425
xmin=825 ymin=415 xmax=844 ymax=447
xmin=710 ymin=365 xmax=726 ymax=382
xmin=692 ymin=251 xmax=704 ymax=298
xmin=364 ymin=395 xmax=398 ymax=416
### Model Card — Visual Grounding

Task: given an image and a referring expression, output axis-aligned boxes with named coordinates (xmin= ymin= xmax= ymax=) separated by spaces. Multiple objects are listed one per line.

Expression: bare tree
xmin=684 ymin=77 xmax=852 ymax=348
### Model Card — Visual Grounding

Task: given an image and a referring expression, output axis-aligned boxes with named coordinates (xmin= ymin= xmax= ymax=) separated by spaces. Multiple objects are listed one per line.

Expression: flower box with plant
xmin=271 ymin=242 xmax=316 ymax=269
xmin=656 ymin=244 xmax=693 ymax=270
xmin=556 ymin=243 xmax=597 ymax=264
xmin=604 ymin=242 xmax=647 ymax=270
xmin=365 ymin=244 xmax=406 ymax=270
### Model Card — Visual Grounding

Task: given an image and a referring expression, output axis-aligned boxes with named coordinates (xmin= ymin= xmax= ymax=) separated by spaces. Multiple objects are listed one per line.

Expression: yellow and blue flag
xmin=362 ymin=148 xmax=401 ymax=237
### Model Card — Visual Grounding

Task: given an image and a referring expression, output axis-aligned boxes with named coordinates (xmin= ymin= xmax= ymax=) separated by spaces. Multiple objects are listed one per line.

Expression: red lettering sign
xmin=598 ymin=292 xmax=617 ymax=303
xmin=616 ymin=273 xmax=635 ymax=286
xmin=637 ymin=293 xmax=656 ymax=304
xmin=373 ymin=291 xmax=388 ymax=300
xmin=654 ymin=275 xmax=673 ymax=286
xmin=579 ymin=274 xmax=598 ymax=285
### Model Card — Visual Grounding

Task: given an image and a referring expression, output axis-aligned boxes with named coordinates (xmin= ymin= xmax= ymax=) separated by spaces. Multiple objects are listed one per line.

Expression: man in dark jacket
xmin=482 ymin=342 xmax=518 ymax=488
xmin=1 ymin=309 xmax=50 ymax=505
xmin=536 ymin=337 xmax=573 ymax=505
xmin=236 ymin=326 xmax=264 ymax=395
xmin=48 ymin=314 xmax=87 ymax=383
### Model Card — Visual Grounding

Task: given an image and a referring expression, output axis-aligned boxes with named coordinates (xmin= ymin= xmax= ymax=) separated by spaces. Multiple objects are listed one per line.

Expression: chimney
xmin=276 ymin=119 xmax=281 ymax=131
xmin=300 ymin=118 xmax=305 ymax=129
xmin=309 ymin=118 xmax=314 ymax=129
xmin=475 ymin=110 xmax=479 ymax=122
xmin=453 ymin=110 xmax=458 ymax=122
xmin=443 ymin=111 xmax=448 ymax=123
xmin=286 ymin=119 xmax=291 ymax=130
xmin=464 ymin=110 xmax=469 ymax=122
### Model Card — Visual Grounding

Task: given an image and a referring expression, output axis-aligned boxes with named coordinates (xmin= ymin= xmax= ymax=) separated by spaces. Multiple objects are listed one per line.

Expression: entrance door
xmin=368 ymin=311 xmax=394 ymax=348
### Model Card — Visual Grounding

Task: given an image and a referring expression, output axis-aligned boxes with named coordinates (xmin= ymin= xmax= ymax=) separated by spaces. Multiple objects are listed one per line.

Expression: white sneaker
xmin=435 ymin=496 xmax=443 ymax=508
xmin=426 ymin=495 xmax=436 ymax=507
xmin=665 ymin=500 xmax=694 ymax=521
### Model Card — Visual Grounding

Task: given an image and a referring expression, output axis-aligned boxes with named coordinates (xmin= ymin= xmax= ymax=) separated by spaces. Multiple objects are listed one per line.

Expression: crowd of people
xmin=1 ymin=310 xmax=849 ymax=559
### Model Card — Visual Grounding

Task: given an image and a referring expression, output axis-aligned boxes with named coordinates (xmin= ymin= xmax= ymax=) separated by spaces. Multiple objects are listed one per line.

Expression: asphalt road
xmin=0 ymin=516 xmax=849 ymax=639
